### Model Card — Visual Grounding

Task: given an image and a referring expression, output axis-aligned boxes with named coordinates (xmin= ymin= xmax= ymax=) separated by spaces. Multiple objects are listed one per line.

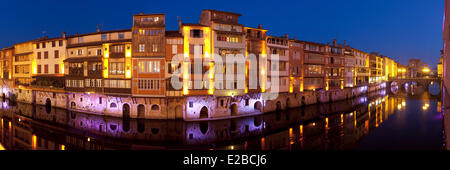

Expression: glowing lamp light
xmin=422 ymin=68 xmax=430 ymax=73
xmin=126 ymin=70 xmax=131 ymax=79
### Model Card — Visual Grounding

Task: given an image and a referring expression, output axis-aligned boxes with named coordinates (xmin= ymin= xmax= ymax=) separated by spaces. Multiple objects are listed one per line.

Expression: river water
xmin=0 ymin=88 xmax=444 ymax=150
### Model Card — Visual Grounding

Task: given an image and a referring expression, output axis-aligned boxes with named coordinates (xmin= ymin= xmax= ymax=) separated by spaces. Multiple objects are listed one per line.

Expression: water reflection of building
xmin=0 ymin=90 xmax=397 ymax=150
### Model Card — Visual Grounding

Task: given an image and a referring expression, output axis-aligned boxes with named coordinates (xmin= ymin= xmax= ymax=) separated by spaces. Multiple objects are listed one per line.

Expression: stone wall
xmin=2 ymin=83 xmax=379 ymax=121
xmin=35 ymin=91 xmax=68 ymax=109
xmin=13 ymin=88 xmax=33 ymax=103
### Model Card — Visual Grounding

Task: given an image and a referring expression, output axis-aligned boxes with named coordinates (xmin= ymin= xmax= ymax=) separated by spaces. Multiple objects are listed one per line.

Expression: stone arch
xmin=137 ymin=104 xmax=145 ymax=119
xmin=123 ymin=103 xmax=130 ymax=119
xmin=254 ymin=101 xmax=262 ymax=112
xmin=230 ymin=103 xmax=238 ymax=116
xmin=45 ymin=98 xmax=51 ymax=114
xmin=200 ymin=106 xmax=208 ymax=119
xmin=175 ymin=105 xmax=183 ymax=119
xmin=151 ymin=104 xmax=160 ymax=111
xmin=110 ymin=102 xmax=117 ymax=108
xmin=70 ymin=102 xmax=76 ymax=109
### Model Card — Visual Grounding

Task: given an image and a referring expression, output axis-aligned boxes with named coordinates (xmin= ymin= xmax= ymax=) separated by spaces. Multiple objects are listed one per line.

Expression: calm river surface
xmin=0 ymin=89 xmax=444 ymax=150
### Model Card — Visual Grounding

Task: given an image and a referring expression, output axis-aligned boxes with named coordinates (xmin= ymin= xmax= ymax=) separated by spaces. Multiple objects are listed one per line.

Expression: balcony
xmin=69 ymin=68 xmax=84 ymax=76
xmin=88 ymin=70 xmax=102 ymax=78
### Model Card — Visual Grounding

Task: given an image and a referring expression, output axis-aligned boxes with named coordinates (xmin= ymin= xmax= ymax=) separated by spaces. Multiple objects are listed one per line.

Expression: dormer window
xmin=190 ymin=29 xmax=203 ymax=38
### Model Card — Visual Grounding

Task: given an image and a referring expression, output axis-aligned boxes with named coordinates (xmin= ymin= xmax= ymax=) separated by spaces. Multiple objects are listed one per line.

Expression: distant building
xmin=408 ymin=59 xmax=422 ymax=78
xmin=438 ymin=51 xmax=443 ymax=78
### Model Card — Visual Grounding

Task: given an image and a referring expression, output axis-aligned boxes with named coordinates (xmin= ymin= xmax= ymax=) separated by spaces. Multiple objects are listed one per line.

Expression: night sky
xmin=0 ymin=0 xmax=443 ymax=68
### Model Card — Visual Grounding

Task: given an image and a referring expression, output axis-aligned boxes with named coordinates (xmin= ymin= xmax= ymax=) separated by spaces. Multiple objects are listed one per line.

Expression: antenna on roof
xmin=96 ymin=24 xmax=103 ymax=32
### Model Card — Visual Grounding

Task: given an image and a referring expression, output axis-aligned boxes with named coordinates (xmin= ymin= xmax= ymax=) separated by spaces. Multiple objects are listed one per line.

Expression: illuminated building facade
xmin=65 ymin=29 xmax=132 ymax=94
xmin=383 ymin=56 xmax=397 ymax=80
xmin=0 ymin=9 xmax=408 ymax=120
xmin=327 ymin=39 xmax=344 ymax=90
xmin=244 ymin=25 xmax=267 ymax=93
xmin=288 ymin=39 xmax=304 ymax=93
xmin=13 ymin=41 xmax=34 ymax=87
xmin=354 ymin=49 xmax=369 ymax=85
xmin=408 ymin=59 xmax=422 ymax=78
xmin=438 ymin=52 xmax=443 ymax=78
xmin=369 ymin=53 xmax=383 ymax=83
xmin=266 ymin=35 xmax=290 ymax=93
xmin=32 ymin=35 xmax=66 ymax=90
xmin=131 ymin=14 xmax=166 ymax=98
xmin=199 ymin=9 xmax=246 ymax=97
xmin=301 ymin=41 xmax=326 ymax=90
xmin=165 ymin=30 xmax=184 ymax=97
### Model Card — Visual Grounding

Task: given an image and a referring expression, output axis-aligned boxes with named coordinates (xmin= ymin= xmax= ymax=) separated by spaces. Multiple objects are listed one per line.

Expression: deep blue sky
xmin=0 ymin=0 xmax=443 ymax=67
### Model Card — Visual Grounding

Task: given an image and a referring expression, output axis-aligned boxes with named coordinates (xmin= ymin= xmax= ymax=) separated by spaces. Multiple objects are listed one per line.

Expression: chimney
xmin=62 ymin=32 xmax=66 ymax=39
xmin=284 ymin=34 xmax=289 ymax=38
xmin=258 ymin=24 xmax=262 ymax=29
xmin=178 ymin=18 xmax=182 ymax=32
xmin=293 ymin=37 xmax=297 ymax=41
xmin=332 ymin=39 xmax=337 ymax=46
xmin=344 ymin=40 xmax=347 ymax=46
xmin=140 ymin=12 xmax=144 ymax=15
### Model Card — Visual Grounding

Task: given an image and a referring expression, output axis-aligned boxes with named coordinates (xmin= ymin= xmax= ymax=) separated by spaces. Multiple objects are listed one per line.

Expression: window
xmin=189 ymin=44 xmax=203 ymax=55
xmin=139 ymin=44 xmax=145 ymax=52
xmin=44 ymin=51 xmax=48 ymax=59
xmin=189 ymin=101 xmax=194 ymax=108
xmin=59 ymin=40 xmax=63 ymax=46
xmin=37 ymin=65 xmax=41 ymax=74
xmin=54 ymin=64 xmax=59 ymax=74
xmin=52 ymin=41 xmax=56 ymax=47
xmin=84 ymin=79 xmax=103 ymax=88
xmin=111 ymin=45 xmax=124 ymax=53
xmin=138 ymin=61 xmax=160 ymax=73
xmin=190 ymin=29 xmax=203 ymax=38
xmin=101 ymin=34 xmax=107 ymax=41
xmin=66 ymin=80 xmax=84 ymax=87
xmin=118 ymin=33 xmax=124 ymax=39
xmin=172 ymin=45 xmax=177 ymax=54
xmin=37 ymin=52 xmax=41 ymax=59
xmin=307 ymin=65 xmax=323 ymax=75
xmin=104 ymin=80 xmax=130 ymax=88
xmin=137 ymin=79 xmax=160 ymax=90
xmin=77 ymin=49 xmax=83 ymax=55
xmin=44 ymin=65 xmax=48 ymax=73
xmin=78 ymin=37 xmax=83 ymax=43
xmin=36 ymin=43 xmax=40 ymax=49
xmin=110 ymin=103 xmax=117 ymax=108
xmin=109 ymin=62 xmax=125 ymax=75
xmin=54 ymin=50 xmax=59 ymax=58
xmin=99 ymin=97 xmax=102 ymax=104
xmin=152 ymin=44 xmax=159 ymax=52
xmin=42 ymin=42 xmax=46 ymax=48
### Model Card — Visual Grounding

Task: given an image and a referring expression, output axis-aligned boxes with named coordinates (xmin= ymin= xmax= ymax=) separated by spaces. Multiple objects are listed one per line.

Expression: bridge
xmin=387 ymin=77 xmax=442 ymax=94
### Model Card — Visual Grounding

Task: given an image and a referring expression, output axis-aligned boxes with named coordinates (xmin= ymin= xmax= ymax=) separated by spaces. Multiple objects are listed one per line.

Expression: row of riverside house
xmin=0 ymin=10 xmax=407 ymax=120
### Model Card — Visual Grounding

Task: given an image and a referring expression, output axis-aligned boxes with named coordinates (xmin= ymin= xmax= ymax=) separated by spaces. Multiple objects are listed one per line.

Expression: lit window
xmin=139 ymin=44 xmax=145 ymax=52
